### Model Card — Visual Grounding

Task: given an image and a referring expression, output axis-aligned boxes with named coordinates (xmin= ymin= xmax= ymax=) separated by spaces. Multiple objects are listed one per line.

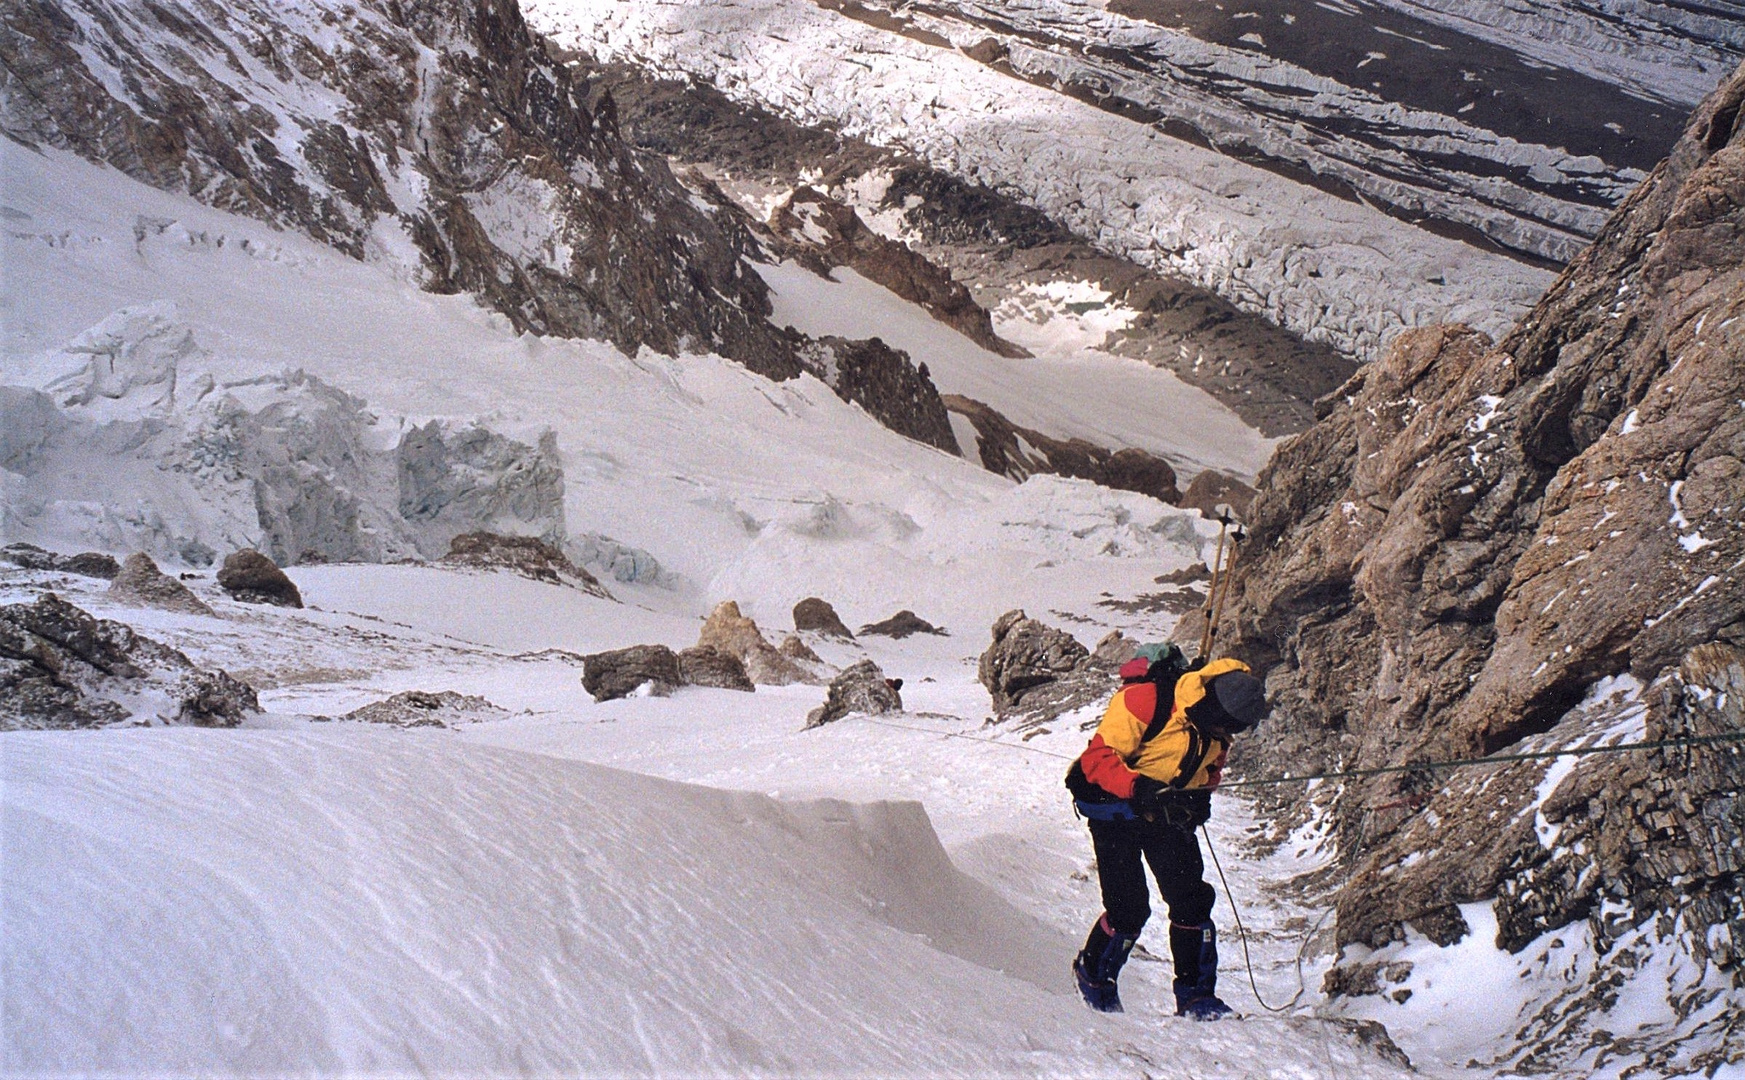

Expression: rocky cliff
xmin=1220 ymin=61 xmax=1745 ymax=1072
xmin=1 ymin=0 xmax=795 ymax=375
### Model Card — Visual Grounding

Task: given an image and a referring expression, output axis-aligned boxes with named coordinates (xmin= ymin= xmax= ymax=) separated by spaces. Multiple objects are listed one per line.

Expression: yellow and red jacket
xmin=1078 ymin=657 xmax=1252 ymax=799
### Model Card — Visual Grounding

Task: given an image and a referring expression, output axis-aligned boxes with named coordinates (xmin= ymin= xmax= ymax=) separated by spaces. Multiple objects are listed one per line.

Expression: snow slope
xmin=1 ymin=140 xmax=1224 ymax=629
xmin=526 ymin=0 xmax=1558 ymax=362
xmin=757 ymin=260 xmax=1275 ymax=480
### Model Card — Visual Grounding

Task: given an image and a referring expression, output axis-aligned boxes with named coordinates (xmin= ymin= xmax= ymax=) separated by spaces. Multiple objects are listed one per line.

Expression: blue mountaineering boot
xmin=1170 ymin=920 xmax=1234 ymax=1021
xmin=1073 ymin=914 xmax=1139 ymax=1013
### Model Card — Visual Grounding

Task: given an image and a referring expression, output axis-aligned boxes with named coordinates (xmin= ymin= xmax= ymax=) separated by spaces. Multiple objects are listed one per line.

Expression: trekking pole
xmin=1198 ymin=508 xmax=1232 ymax=658
xmin=1201 ymin=523 xmax=1245 ymax=658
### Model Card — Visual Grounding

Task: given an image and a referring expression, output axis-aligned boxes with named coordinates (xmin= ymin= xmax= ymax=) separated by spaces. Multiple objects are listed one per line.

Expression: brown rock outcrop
xmin=581 ymin=645 xmax=683 ymax=702
xmin=699 ymin=601 xmax=811 ymax=685
xmin=945 ymin=395 xmax=1181 ymax=504
xmin=442 ymin=533 xmax=611 ymax=598
xmin=0 ymin=593 xmax=257 ymax=729
xmin=216 ymin=551 xmax=303 ymax=609
xmin=977 ymin=611 xmax=1123 ymax=732
xmin=769 ymin=186 xmax=1026 ymax=358
xmin=858 ymin=610 xmax=947 ymax=639
xmin=330 ymin=690 xmax=508 ymax=729
xmin=676 ymin=646 xmax=755 ymax=693
xmin=1 ymin=544 xmax=121 ymax=579
xmin=793 ymin=597 xmax=855 ymax=640
xmin=1218 ymin=61 xmax=1745 ymax=1044
xmin=791 ymin=334 xmax=960 ymax=454
xmin=108 ymin=553 xmax=215 ymax=617
xmin=978 ymin=609 xmax=1090 ymax=713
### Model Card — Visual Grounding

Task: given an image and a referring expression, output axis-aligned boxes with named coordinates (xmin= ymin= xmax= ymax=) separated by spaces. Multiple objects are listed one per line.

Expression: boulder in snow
xmin=442 ymin=532 xmax=612 ymax=598
xmin=805 ymin=659 xmax=903 ymax=728
xmin=977 ymin=609 xmax=1089 ymax=713
xmin=700 ymin=600 xmax=811 ymax=685
xmin=859 ymin=609 xmax=947 ymax=639
xmin=793 ymin=597 xmax=854 ymax=640
xmin=0 ymin=592 xmax=257 ymax=730
xmin=328 ymin=690 xmax=509 ymax=729
xmin=216 ymin=550 xmax=303 ymax=608
xmin=677 ymin=646 xmax=755 ymax=692
xmin=1 ymin=544 xmax=120 ymax=579
xmin=582 ymin=644 xmax=683 ymax=702
xmin=778 ymin=635 xmax=823 ymax=665
xmin=108 ymin=552 xmax=215 ymax=616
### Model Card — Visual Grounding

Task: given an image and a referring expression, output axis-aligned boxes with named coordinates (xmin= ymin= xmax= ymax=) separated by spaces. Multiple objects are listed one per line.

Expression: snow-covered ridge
xmin=528 ymin=0 xmax=1556 ymax=362
xmin=3 ymin=0 xmax=795 ymax=371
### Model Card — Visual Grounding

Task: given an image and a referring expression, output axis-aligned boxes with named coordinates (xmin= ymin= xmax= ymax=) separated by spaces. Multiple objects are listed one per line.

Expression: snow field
xmin=2 ymin=141 xmax=1221 ymax=631
xmin=0 ymin=548 xmax=1410 ymax=1076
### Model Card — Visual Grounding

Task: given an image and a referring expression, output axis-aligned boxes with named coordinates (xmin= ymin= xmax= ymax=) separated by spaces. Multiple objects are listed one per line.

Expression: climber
xmin=1064 ymin=644 xmax=1270 ymax=1019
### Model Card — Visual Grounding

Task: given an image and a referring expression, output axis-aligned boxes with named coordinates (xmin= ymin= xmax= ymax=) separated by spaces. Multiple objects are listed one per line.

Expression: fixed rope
xmin=1215 ymin=729 xmax=1745 ymax=790
xmin=855 ymin=714 xmax=1745 ymax=781
xmin=855 ymin=713 xmax=1743 ymax=1014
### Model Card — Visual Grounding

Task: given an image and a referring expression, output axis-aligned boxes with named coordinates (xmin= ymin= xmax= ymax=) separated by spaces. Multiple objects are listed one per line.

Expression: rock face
xmin=978 ymin=609 xmax=1089 ymax=713
xmin=581 ymin=645 xmax=683 ymax=702
xmin=944 ymin=395 xmax=1181 ymax=504
xmin=1177 ymin=471 xmax=1257 ymax=521
xmin=805 ymin=660 xmax=903 ymax=728
xmin=1219 ymin=62 xmax=1745 ymax=1066
xmin=557 ymin=52 xmax=1357 ymax=438
xmin=1 ymin=544 xmax=120 ymax=579
xmin=699 ymin=601 xmax=811 ymax=685
xmin=790 ymin=334 xmax=960 ymax=455
xmin=676 ymin=646 xmax=755 ymax=693
xmin=793 ymin=597 xmax=855 ymax=640
xmin=442 ymin=533 xmax=611 ymax=598
xmin=0 ymin=0 xmax=796 ymax=376
xmin=977 ymin=611 xmax=1125 ymax=731
xmin=216 ymin=551 xmax=304 ymax=609
xmin=330 ymin=690 xmax=508 ymax=729
xmin=767 ymin=185 xmax=1025 ymax=358
xmin=858 ymin=610 xmax=947 ymax=639
xmin=0 ymin=593 xmax=257 ymax=729
xmin=108 ymin=553 xmax=215 ymax=617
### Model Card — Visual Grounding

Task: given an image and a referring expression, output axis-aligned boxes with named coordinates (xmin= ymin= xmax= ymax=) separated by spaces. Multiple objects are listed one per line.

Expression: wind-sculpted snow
xmin=0 ymin=729 xmax=1411 ymax=1076
xmin=526 ymin=0 xmax=1556 ymax=362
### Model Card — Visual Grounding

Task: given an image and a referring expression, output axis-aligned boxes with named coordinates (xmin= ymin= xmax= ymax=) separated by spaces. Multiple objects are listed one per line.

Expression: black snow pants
xmin=1087 ymin=815 xmax=1216 ymax=936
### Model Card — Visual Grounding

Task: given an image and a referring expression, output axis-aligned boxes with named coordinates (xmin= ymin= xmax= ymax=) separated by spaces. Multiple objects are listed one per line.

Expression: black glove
xmin=1129 ymin=776 xmax=1167 ymax=815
